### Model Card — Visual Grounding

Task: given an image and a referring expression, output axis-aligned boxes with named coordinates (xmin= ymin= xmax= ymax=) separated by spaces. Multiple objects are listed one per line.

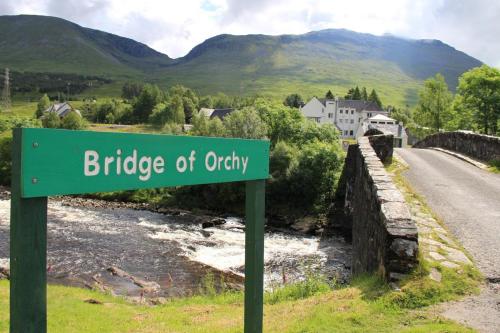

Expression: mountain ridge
xmin=0 ymin=15 xmax=483 ymax=105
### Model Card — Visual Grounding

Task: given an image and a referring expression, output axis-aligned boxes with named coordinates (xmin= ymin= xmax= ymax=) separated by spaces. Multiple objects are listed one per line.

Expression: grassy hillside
xmin=157 ymin=30 xmax=481 ymax=105
xmin=0 ymin=16 xmax=482 ymax=106
xmin=0 ymin=15 xmax=172 ymax=76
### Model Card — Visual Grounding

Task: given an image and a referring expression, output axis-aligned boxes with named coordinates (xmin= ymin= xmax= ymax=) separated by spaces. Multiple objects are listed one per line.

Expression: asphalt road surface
xmin=396 ymin=148 xmax=500 ymax=280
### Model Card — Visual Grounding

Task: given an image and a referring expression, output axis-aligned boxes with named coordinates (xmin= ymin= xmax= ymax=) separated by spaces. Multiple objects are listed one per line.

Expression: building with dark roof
xmin=199 ymin=108 xmax=234 ymax=120
xmin=44 ymin=102 xmax=81 ymax=118
xmin=300 ymin=97 xmax=387 ymax=139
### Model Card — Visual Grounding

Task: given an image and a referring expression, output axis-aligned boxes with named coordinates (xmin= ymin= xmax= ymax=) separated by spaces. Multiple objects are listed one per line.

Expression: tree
xmin=414 ymin=74 xmax=453 ymax=131
xmin=121 ymin=82 xmax=144 ymax=100
xmin=283 ymin=93 xmax=303 ymax=108
xmin=352 ymin=86 xmax=362 ymax=100
xmin=361 ymin=87 xmax=368 ymax=101
xmin=325 ymin=90 xmax=334 ymax=99
xmin=390 ymin=106 xmax=414 ymax=127
xmin=199 ymin=96 xmax=214 ymax=108
xmin=345 ymin=86 xmax=361 ymax=100
xmin=368 ymin=89 xmax=383 ymax=108
xmin=61 ymin=111 xmax=86 ymax=130
xmin=168 ymin=95 xmax=186 ymax=124
xmin=455 ymin=65 xmax=500 ymax=135
xmin=148 ymin=103 xmax=168 ymax=126
xmin=224 ymin=107 xmax=267 ymax=139
xmin=35 ymin=94 xmax=50 ymax=118
xmin=253 ymin=99 xmax=303 ymax=146
xmin=133 ymin=84 xmax=164 ymax=123
xmin=448 ymin=95 xmax=477 ymax=132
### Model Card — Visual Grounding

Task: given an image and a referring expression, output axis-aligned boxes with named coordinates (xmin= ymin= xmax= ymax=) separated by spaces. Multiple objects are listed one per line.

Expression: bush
xmin=265 ymin=272 xmax=332 ymax=305
xmin=61 ymin=111 xmax=86 ymax=130
xmin=42 ymin=112 xmax=61 ymax=128
xmin=162 ymin=122 xmax=183 ymax=135
xmin=0 ymin=137 xmax=12 ymax=186
xmin=0 ymin=116 xmax=41 ymax=132
xmin=289 ymin=141 xmax=344 ymax=212
xmin=224 ymin=107 xmax=267 ymax=139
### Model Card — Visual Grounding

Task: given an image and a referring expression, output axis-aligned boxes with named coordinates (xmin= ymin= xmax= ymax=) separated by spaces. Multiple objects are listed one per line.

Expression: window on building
xmin=380 ymin=122 xmax=386 ymax=124
xmin=351 ymin=110 xmax=354 ymax=115
xmin=387 ymin=122 xmax=394 ymax=125
xmin=328 ymin=113 xmax=333 ymax=118
xmin=367 ymin=112 xmax=372 ymax=117
xmin=340 ymin=109 xmax=343 ymax=114
xmin=344 ymin=130 xmax=349 ymax=135
xmin=339 ymin=119 xmax=343 ymax=123
xmin=350 ymin=119 xmax=354 ymax=124
xmin=350 ymin=130 xmax=354 ymax=136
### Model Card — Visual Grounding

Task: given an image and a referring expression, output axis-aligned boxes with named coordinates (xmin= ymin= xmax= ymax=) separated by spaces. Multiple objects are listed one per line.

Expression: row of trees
xmin=411 ymin=65 xmax=500 ymax=135
xmin=282 ymin=86 xmax=383 ymax=109
xmin=344 ymin=86 xmax=383 ymax=108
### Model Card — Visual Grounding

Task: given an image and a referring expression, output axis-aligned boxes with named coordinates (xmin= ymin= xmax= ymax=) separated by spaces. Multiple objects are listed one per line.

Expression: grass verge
xmin=0 ymin=275 xmax=477 ymax=333
xmin=488 ymin=159 xmax=500 ymax=173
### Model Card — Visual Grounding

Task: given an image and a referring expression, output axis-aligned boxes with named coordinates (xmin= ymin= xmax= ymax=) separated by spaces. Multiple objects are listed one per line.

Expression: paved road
xmin=396 ymin=148 xmax=500 ymax=280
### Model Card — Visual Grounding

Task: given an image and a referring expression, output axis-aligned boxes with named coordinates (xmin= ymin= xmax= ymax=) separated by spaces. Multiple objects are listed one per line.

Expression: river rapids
xmin=0 ymin=198 xmax=351 ymax=299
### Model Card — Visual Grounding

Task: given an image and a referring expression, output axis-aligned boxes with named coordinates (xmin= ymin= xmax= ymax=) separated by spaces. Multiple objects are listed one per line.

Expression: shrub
xmin=61 ymin=111 xmax=86 ymax=130
xmin=42 ymin=112 xmax=61 ymax=128
xmin=0 ymin=137 xmax=12 ymax=186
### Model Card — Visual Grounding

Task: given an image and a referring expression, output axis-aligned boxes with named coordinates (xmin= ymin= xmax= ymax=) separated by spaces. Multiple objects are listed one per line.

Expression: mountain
xmin=158 ymin=29 xmax=481 ymax=104
xmin=0 ymin=15 xmax=172 ymax=76
xmin=0 ymin=15 xmax=482 ymax=105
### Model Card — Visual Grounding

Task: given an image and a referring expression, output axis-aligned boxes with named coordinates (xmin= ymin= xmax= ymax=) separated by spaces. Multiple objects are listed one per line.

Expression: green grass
xmin=0 ymin=274 xmax=478 ymax=333
xmin=488 ymin=159 xmax=500 ymax=173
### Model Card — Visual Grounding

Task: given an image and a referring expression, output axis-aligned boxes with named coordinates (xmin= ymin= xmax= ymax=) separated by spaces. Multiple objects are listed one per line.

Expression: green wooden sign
xmin=10 ymin=128 xmax=268 ymax=333
xmin=18 ymin=128 xmax=269 ymax=198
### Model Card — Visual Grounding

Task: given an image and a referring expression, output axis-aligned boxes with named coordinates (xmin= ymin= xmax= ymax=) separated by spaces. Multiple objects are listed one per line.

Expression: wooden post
xmin=10 ymin=128 xmax=48 ymax=333
xmin=244 ymin=180 xmax=265 ymax=333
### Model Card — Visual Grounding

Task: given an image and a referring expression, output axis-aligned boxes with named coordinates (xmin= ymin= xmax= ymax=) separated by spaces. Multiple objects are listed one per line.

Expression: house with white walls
xmin=356 ymin=114 xmax=408 ymax=147
xmin=300 ymin=97 xmax=387 ymax=139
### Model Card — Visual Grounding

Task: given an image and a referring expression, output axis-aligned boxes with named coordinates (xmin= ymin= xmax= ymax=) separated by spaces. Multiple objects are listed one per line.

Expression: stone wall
xmin=331 ymin=134 xmax=418 ymax=281
xmin=414 ymin=131 xmax=500 ymax=162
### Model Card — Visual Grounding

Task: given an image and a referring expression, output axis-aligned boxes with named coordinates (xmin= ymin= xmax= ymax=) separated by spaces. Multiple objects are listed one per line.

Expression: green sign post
xmin=10 ymin=128 xmax=270 ymax=333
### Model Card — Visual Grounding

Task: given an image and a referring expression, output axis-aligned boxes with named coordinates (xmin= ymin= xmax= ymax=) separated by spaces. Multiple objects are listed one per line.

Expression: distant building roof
xmin=199 ymin=108 xmax=234 ymax=120
xmin=315 ymin=98 xmax=383 ymax=112
xmin=369 ymin=114 xmax=395 ymax=122
xmin=338 ymin=100 xmax=383 ymax=112
xmin=45 ymin=102 xmax=81 ymax=118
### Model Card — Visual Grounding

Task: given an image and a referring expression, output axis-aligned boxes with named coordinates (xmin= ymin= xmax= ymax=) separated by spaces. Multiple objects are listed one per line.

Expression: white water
xmin=0 ymin=199 xmax=351 ymax=290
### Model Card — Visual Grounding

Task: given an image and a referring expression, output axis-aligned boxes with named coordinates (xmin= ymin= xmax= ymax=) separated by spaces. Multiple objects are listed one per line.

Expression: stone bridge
xmin=332 ymin=134 xmax=418 ymax=281
xmin=333 ymin=130 xmax=500 ymax=284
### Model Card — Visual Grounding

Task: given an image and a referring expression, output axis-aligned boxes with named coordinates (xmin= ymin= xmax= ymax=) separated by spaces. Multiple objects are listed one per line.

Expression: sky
xmin=0 ymin=0 xmax=499 ymax=67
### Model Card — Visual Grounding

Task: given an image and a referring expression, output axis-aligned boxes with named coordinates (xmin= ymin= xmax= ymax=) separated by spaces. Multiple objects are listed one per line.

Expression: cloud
xmin=0 ymin=0 xmax=498 ymax=66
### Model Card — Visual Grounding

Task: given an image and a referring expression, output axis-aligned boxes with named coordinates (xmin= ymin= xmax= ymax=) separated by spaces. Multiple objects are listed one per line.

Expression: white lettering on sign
xmin=83 ymin=149 xmax=249 ymax=180
xmin=84 ymin=149 xmax=165 ymax=181
xmin=205 ymin=151 xmax=248 ymax=174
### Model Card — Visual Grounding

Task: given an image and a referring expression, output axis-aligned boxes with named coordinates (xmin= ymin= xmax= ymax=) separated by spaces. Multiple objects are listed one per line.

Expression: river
xmin=0 ymin=198 xmax=351 ymax=299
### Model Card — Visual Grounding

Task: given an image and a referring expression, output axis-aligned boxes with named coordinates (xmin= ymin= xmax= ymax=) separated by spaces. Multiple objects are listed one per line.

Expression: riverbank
xmin=0 ymin=276 xmax=477 ymax=332
xmin=0 ymin=191 xmax=351 ymax=302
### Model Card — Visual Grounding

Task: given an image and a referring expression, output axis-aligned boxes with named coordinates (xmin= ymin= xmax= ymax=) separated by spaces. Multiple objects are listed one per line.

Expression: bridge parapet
xmin=332 ymin=134 xmax=418 ymax=281
xmin=414 ymin=131 xmax=500 ymax=162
